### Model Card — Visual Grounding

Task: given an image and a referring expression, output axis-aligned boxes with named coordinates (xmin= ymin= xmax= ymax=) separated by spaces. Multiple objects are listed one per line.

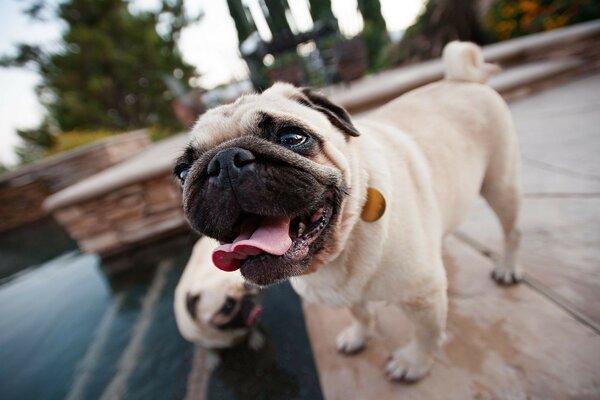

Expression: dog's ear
xmin=300 ymin=88 xmax=360 ymax=137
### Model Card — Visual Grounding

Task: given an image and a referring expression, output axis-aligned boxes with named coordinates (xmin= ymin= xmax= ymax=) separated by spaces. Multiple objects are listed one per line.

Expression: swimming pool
xmin=0 ymin=221 xmax=323 ymax=399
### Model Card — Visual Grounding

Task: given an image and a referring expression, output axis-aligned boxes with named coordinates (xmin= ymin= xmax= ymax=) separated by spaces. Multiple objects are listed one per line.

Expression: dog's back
xmin=359 ymin=41 xmax=518 ymax=236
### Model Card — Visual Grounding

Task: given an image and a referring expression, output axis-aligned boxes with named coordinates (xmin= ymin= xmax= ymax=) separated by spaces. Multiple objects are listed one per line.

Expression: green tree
xmin=260 ymin=0 xmax=293 ymax=37
xmin=227 ymin=0 xmax=256 ymax=44
xmin=391 ymin=0 xmax=489 ymax=65
xmin=1 ymin=0 xmax=199 ymax=162
xmin=308 ymin=0 xmax=338 ymax=31
xmin=357 ymin=0 xmax=389 ymax=71
xmin=14 ymin=120 xmax=56 ymax=164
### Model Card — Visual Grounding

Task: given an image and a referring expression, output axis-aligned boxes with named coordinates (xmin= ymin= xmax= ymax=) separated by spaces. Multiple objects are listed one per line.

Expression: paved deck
xmin=303 ymin=74 xmax=600 ymax=399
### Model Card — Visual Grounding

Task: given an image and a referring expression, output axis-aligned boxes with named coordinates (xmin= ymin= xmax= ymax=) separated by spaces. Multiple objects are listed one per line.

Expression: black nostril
xmin=207 ymin=157 xmax=220 ymax=177
xmin=207 ymin=148 xmax=255 ymax=185
xmin=233 ymin=150 xmax=255 ymax=168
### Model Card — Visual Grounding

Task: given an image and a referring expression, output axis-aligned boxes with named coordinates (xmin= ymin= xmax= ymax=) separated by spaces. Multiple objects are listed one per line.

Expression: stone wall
xmin=53 ymin=174 xmax=187 ymax=256
xmin=0 ymin=180 xmax=50 ymax=231
xmin=0 ymin=130 xmax=150 ymax=232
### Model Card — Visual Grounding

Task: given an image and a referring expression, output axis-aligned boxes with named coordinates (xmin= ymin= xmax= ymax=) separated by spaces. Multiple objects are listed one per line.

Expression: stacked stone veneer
xmin=0 ymin=130 xmax=150 ymax=232
xmin=52 ymin=174 xmax=187 ymax=256
xmin=0 ymin=180 xmax=50 ymax=230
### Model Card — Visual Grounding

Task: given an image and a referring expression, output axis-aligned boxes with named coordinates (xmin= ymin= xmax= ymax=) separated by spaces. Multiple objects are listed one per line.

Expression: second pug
xmin=174 ymin=238 xmax=264 ymax=367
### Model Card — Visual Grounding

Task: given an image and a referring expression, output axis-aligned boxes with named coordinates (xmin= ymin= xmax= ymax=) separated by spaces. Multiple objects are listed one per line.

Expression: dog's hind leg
xmin=481 ymin=145 xmax=523 ymax=285
xmin=336 ymin=303 xmax=372 ymax=354
xmin=386 ymin=276 xmax=447 ymax=382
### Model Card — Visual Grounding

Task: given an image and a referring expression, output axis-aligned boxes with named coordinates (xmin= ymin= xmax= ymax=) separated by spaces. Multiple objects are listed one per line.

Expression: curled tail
xmin=442 ymin=41 xmax=501 ymax=84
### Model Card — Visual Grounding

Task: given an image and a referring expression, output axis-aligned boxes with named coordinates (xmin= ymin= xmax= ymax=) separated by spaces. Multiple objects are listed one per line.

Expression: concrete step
xmin=490 ymin=58 xmax=584 ymax=97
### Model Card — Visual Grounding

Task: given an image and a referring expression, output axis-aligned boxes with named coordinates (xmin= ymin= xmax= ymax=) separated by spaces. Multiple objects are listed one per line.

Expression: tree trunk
xmin=226 ymin=0 xmax=256 ymax=44
xmin=391 ymin=0 xmax=489 ymax=65
xmin=307 ymin=0 xmax=338 ymax=31
xmin=357 ymin=0 xmax=390 ymax=71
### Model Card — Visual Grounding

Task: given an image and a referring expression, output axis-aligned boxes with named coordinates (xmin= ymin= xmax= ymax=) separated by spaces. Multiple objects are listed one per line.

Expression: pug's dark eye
xmin=176 ymin=165 xmax=190 ymax=183
xmin=277 ymin=130 xmax=308 ymax=148
xmin=220 ymin=297 xmax=236 ymax=315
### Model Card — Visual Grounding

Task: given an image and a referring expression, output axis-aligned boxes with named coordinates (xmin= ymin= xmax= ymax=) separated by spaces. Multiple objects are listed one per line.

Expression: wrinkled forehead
xmin=189 ymin=84 xmax=320 ymax=148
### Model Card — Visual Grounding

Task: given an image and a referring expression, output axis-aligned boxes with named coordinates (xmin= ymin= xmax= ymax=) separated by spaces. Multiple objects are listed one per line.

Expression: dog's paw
xmin=248 ymin=329 xmax=265 ymax=351
xmin=385 ymin=345 xmax=432 ymax=382
xmin=336 ymin=323 xmax=368 ymax=354
xmin=204 ymin=350 xmax=221 ymax=371
xmin=491 ymin=265 xmax=523 ymax=285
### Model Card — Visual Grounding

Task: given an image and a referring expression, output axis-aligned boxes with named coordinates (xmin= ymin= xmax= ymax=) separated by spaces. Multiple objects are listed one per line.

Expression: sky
xmin=0 ymin=0 xmax=424 ymax=166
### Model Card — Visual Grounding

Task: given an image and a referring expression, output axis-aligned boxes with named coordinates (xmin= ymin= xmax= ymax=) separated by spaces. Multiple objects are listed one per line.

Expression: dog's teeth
xmin=298 ymin=222 xmax=306 ymax=236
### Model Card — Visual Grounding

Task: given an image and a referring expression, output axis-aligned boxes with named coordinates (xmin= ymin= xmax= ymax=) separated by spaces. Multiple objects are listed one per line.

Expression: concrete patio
xmin=302 ymin=73 xmax=600 ymax=399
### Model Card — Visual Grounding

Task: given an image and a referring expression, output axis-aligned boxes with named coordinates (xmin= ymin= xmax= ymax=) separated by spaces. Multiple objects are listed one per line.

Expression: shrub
xmin=44 ymin=130 xmax=117 ymax=156
xmin=486 ymin=0 xmax=600 ymax=41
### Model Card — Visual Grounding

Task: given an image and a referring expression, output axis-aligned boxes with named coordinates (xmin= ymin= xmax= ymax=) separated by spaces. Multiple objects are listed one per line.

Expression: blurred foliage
xmin=227 ymin=0 xmax=256 ymax=44
xmin=147 ymin=125 xmax=175 ymax=142
xmin=486 ymin=0 xmax=600 ymax=40
xmin=44 ymin=130 xmax=116 ymax=156
xmin=14 ymin=120 xmax=56 ymax=164
xmin=1 ymin=0 xmax=200 ymax=164
xmin=270 ymin=51 xmax=303 ymax=69
xmin=261 ymin=0 xmax=293 ymax=37
xmin=357 ymin=0 xmax=390 ymax=72
xmin=308 ymin=0 xmax=338 ymax=31
xmin=391 ymin=0 xmax=489 ymax=65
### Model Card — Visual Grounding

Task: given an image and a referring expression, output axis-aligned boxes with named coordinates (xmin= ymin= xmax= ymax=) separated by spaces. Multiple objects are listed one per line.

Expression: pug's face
xmin=174 ymin=84 xmax=359 ymax=286
xmin=185 ymin=281 xmax=263 ymax=347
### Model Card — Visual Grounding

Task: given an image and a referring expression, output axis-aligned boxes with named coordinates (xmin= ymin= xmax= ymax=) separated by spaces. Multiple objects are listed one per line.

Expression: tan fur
xmin=174 ymin=238 xmax=251 ymax=349
xmin=443 ymin=41 xmax=501 ymax=83
xmin=181 ymin=41 xmax=521 ymax=380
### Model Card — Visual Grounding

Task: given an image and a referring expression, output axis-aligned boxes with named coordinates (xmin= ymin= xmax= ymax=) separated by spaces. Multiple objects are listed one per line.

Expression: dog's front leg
xmin=336 ymin=303 xmax=372 ymax=354
xmin=248 ymin=327 xmax=265 ymax=351
xmin=386 ymin=283 xmax=447 ymax=382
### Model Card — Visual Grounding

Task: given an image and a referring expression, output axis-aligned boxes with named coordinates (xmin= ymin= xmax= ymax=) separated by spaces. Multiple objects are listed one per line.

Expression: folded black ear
xmin=301 ymin=88 xmax=360 ymax=137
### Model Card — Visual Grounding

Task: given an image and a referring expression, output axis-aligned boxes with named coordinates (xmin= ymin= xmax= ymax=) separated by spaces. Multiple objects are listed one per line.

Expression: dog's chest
xmin=290 ymin=263 xmax=366 ymax=307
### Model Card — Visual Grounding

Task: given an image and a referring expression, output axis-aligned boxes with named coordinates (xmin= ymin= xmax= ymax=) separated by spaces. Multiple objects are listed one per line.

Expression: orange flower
xmin=520 ymin=0 xmax=539 ymax=13
xmin=520 ymin=14 xmax=533 ymax=29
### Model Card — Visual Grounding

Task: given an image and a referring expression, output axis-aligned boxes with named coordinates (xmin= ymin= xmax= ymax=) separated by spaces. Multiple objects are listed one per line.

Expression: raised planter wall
xmin=44 ymin=133 xmax=190 ymax=258
xmin=52 ymin=173 xmax=186 ymax=256
xmin=0 ymin=130 xmax=150 ymax=232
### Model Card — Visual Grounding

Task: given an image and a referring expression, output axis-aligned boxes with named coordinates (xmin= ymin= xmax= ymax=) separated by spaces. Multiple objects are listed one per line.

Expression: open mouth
xmin=212 ymin=194 xmax=335 ymax=272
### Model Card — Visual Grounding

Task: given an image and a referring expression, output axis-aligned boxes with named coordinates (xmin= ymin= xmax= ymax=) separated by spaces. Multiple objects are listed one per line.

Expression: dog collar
xmin=361 ymin=187 xmax=386 ymax=222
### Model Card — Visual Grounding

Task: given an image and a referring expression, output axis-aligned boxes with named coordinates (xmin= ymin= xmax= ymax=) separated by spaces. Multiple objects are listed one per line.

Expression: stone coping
xmin=0 ymin=129 xmax=149 ymax=185
xmin=489 ymin=58 xmax=583 ymax=93
xmin=44 ymin=133 xmax=189 ymax=211
xmin=328 ymin=20 xmax=600 ymax=112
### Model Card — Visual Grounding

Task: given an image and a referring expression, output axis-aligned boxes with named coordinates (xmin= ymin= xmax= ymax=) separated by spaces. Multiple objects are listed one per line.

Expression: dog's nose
xmin=207 ymin=148 xmax=255 ymax=186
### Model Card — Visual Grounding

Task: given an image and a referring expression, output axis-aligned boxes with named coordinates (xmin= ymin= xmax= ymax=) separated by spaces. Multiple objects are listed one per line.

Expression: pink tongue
xmin=212 ymin=216 xmax=293 ymax=271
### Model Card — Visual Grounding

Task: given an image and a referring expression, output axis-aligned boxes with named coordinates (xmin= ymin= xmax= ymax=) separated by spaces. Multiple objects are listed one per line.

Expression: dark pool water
xmin=0 ymin=222 xmax=323 ymax=400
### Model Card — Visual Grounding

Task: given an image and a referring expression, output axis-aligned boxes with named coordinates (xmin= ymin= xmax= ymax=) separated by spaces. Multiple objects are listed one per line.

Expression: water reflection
xmin=0 ymin=231 xmax=323 ymax=399
xmin=0 ymin=217 xmax=76 ymax=280
xmin=210 ymin=327 xmax=299 ymax=400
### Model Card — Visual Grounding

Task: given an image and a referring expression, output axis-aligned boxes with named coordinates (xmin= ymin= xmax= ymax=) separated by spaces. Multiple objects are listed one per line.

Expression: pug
xmin=173 ymin=41 xmax=521 ymax=381
xmin=174 ymin=237 xmax=264 ymax=367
